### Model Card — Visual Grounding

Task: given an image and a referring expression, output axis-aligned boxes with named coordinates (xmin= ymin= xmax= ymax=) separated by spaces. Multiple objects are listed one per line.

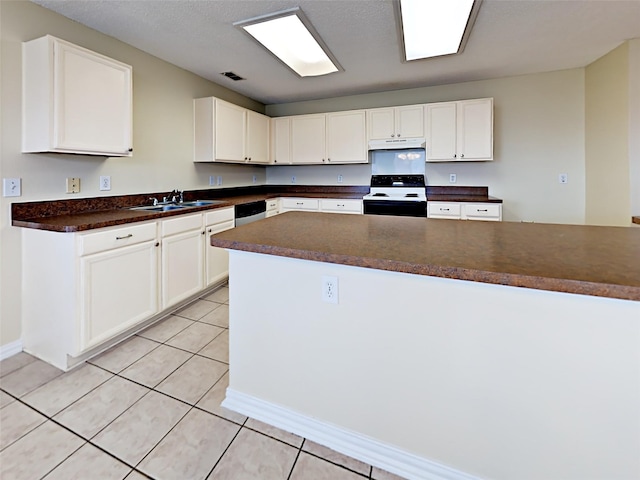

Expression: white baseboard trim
xmin=0 ymin=340 xmax=23 ymax=361
xmin=223 ymin=388 xmax=482 ymax=480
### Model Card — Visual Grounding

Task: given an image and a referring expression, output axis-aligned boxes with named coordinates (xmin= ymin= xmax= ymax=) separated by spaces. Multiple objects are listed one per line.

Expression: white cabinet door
xmin=204 ymin=207 xmax=235 ymax=287
xmin=367 ymin=108 xmax=396 ymax=140
xmin=291 ymin=114 xmax=326 ymax=164
xmin=395 ymin=105 xmax=425 ymax=138
xmin=161 ymin=215 xmax=204 ymax=309
xmin=215 ymin=99 xmax=246 ymax=162
xmin=367 ymin=105 xmax=424 ymax=140
xmin=271 ymin=117 xmax=291 ymax=164
xmin=326 ymin=111 xmax=367 ymax=163
xmin=22 ymin=35 xmax=133 ymax=156
xmin=246 ymin=110 xmax=270 ymax=164
xmin=426 ymin=98 xmax=493 ymax=161
xmin=80 ymin=241 xmax=158 ymax=351
xmin=457 ymin=98 xmax=493 ymax=161
xmin=426 ymin=102 xmax=457 ymax=160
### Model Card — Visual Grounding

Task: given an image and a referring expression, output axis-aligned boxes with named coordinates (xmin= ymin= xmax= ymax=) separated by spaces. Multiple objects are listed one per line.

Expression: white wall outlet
xmin=66 ymin=177 xmax=80 ymax=193
xmin=2 ymin=178 xmax=22 ymax=197
xmin=217 ymin=175 xmax=223 ymax=186
xmin=209 ymin=175 xmax=215 ymax=186
xmin=252 ymin=175 xmax=257 ymax=184
xmin=291 ymin=176 xmax=296 ymax=184
xmin=559 ymin=173 xmax=568 ymax=184
xmin=449 ymin=173 xmax=457 ymax=184
xmin=322 ymin=275 xmax=339 ymax=304
xmin=99 ymin=175 xmax=111 ymax=191
xmin=337 ymin=174 xmax=344 ymax=183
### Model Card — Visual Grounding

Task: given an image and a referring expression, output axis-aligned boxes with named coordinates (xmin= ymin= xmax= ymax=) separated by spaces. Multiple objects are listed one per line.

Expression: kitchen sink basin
xmin=129 ymin=199 xmax=226 ymax=212
xmin=131 ymin=204 xmax=186 ymax=212
xmin=180 ymin=200 xmax=226 ymax=207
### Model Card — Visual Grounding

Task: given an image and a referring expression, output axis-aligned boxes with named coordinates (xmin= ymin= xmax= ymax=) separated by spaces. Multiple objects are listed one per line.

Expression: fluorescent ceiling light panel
xmin=400 ymin=0 xmax=476 ymax=61
xmin=237 ymin=9 xmax=340 ymax=77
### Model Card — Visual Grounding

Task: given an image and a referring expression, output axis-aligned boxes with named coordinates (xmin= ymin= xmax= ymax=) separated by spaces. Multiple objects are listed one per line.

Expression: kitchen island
xmin=211 ymin=213 xmax=640 ymax=480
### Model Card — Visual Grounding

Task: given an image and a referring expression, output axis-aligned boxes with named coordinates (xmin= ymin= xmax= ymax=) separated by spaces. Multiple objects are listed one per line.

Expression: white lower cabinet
xmin=280 ymin=198 xmax=320 ymax=212
xmin=204 ymin=208 xmax=235 ymax=287
xmin=22 ymin=222 xmax=159 ymax=370
xmin=266 ymin=198 xmax=280 ymax=217
xmin=80 ymin=239 xmax=158 ymax=351
xmin=161 ymin=214 xmax=204 ymax=309
xmin=320 ymin=199 xmax=363 ymax=214
xmin=428 ymin=201 xmax=502 ymax=221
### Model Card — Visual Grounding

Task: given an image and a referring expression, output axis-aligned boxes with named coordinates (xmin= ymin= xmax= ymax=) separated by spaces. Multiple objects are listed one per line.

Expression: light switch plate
xmin=3 ymin=178 xmax=21 ymax=197
xmin=66 ymin=177 xmax=81 ymax=193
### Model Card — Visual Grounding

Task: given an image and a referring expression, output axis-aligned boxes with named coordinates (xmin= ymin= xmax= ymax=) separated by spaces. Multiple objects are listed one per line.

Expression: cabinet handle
xmin=327 ymin=158 xmax=331 ymax=162
xmin=440 ymin=208 xmax=449 ymax=212
xmin=397 ymin=133 xmax=401 ymax=137
xmin=477 ymin=209 xmax=488 ymax=212
xmin=274 ymin=159 xmax=278 ymax=163
xmin=115 ymin=234 xmax=133 ymax=240
xmin=202 ymin=231 xmax=206 ymax=235
xmin=453 ymin=154 xmax=457 ymax=158
xmin=155 ymin=242 xmax=159 ymax=247
xmin=391 ymin=134 xmax=395 ymax=138
xmin=461 ymin=154 xmax=465 ymax=158
xmin=128 ymin=148 xmax=133 ymax=152
xmin=296 ymin=202 xmax=304 ymax=205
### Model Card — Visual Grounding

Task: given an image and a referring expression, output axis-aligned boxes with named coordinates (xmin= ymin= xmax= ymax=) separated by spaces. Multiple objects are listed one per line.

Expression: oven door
xmin=363 ymin=200 xmax=427 ymax=217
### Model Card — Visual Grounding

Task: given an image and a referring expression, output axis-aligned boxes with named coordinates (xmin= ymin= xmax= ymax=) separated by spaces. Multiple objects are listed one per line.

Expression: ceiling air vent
xmin=220 ymin=71 xmax=245 ymax=81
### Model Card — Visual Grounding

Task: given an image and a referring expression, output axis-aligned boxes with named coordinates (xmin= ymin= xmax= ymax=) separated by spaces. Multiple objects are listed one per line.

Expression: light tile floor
xmin=0 ymin=285 xmax=405 ymax=480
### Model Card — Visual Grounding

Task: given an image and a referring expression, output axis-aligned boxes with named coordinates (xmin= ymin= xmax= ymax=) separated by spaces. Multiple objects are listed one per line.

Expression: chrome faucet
xmin=149 ymin=197 xmax=159 ymax=206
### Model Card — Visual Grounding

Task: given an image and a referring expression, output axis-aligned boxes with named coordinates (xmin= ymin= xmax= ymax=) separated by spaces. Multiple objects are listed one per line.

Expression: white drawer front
xmin=320 ymin=199 xmax=363 ymax=214
xmin=281 ymin=198 xmax=319 ymax=211
xmin=204 ymin=207 xmax=234 ymax=226
xmin=162 ymin=213 xmax=203 ymax=237
xmin=428 ymin=202 xmax=462 ymax=218
xmin=266 ymin=199 xmax=280 ymax=211
xmin=78 ymin=222 xmax=157 ymax=256
xmin=463 ymin=203 xmax=502 ymax=221
xmin=206 ymin=219 xmax=234 ymax=235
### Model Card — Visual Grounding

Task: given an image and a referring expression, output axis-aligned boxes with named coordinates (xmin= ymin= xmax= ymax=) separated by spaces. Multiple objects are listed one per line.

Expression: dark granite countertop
xmin=210 ymin=212 xmax=640 ymax=302
xmin=11 ymin=185 xmax=502 ymax=233
xmin=11 ymin=186 xmax=368 ymax=232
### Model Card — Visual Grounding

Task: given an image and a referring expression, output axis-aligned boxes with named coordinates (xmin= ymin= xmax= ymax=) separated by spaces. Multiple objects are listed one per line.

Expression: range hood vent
xmin=368 ymin=138 xmax=426 ymax=150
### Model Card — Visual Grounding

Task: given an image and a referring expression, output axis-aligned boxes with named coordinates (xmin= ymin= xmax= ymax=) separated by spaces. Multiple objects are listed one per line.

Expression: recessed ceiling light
xmin=234 ymin=7 xmax=341 ymax=78
xmin=399 ymin=0 xmax=480 ymax=61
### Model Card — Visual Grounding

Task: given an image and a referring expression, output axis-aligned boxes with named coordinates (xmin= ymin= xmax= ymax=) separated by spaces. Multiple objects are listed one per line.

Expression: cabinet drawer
xmin=266 ymin=199 xmax=279 ymax=212
xmin=162 ymin=213 xmax=203 ymax=237
xmin=281 ymin=198 xmax=319 ymax=211
xmin=463 ymin=203 xmax=502 ymax=221
xmin=427 ymin=202 xmax=461 ymax=217
xmin=206 ymin=220 xmax=234 ymax=235
xmin=320 ymin=199 xmax=362 ymax=214
xmin=204 ymin=207 xmax=234 ymax=226
xmin=78 ymin=222 xmax=157 ymax=256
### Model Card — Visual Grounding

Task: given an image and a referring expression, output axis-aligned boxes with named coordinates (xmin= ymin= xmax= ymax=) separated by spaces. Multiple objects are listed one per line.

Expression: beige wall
xmin=0 ymin=0 xmax=266 ymax=348
xmin=629 ymin=39 xmax=640 ymax=219
xmin=585 ymin=43 xmax=631 ymax=226
xmin=266 ymin=69 xmax=587 ymax=225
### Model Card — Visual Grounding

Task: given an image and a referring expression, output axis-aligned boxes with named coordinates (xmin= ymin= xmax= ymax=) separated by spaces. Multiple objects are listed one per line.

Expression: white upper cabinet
xmin=291 ymin=114 xmax=326 ymax=164
xmin=22 ymin=35 xmax=133 ymax=156
xmin=367 ymin=105 xmax=424 ymax=140
xmin=245 ymin=110 xmax=270 ymax=164
xmin=270 ymin=117 xmax=291 ymax=164
xmin=326 ymin=110 xmax=367 ymax=164
xmin=426 ymin=98 xmax=493 ymax=161
xmin=194 ymin=97 xmax=268 ymax=163
xmin=215 ymin=99 xmax=246 ymax=162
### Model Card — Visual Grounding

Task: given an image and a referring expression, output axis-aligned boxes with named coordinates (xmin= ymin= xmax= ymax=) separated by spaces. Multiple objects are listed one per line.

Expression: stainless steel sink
xmin=180 ymin=200 xmax=226 ymax=207
xmin=129 ymin=199 xmax=225 ymax=212
xmin=130 ymin=204 xmax=186 ymax=212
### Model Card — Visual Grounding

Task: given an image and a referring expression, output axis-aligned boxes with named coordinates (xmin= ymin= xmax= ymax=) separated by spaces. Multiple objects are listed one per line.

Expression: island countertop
xmin=210 ymin=212 xmax=640 ymax=301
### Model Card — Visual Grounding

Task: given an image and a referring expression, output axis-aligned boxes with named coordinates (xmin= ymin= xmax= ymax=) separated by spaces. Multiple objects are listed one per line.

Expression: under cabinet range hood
xmin=368 ymin=138 xmax=426 ymax=150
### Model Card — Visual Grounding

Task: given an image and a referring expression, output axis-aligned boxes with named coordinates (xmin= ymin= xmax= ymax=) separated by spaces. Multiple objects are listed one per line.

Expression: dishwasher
xmin=234 ymin=200 xmax=267 ymax=226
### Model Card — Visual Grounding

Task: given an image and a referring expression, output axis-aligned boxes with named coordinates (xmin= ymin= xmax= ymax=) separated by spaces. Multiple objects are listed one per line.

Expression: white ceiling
xmin=31 ymin=0 xmax=640 ymax=105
